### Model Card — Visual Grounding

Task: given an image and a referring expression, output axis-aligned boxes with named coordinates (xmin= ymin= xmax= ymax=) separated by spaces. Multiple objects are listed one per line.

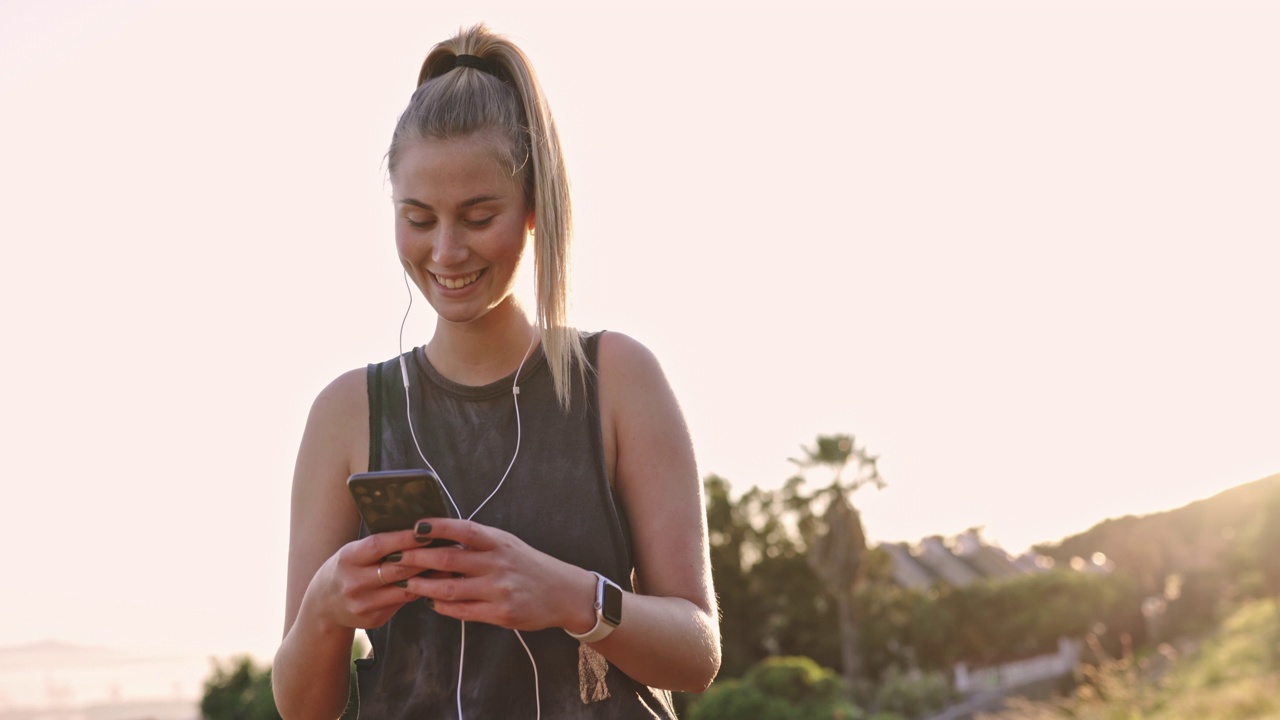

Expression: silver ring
xmin=377 ymin=563 xmax=387 ymax=585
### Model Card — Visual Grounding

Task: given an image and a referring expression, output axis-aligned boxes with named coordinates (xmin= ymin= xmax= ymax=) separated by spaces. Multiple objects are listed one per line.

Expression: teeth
xmin=434 ymin=271 xmax=481 ymax=290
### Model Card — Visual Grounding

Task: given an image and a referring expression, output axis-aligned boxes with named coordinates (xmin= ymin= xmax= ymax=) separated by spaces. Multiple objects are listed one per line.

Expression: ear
xmin=525 ymin=210 xmax=536 ymax=234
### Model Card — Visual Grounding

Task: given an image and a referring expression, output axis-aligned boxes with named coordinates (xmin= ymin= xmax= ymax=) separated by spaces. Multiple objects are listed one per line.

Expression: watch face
xmin=601 ymin=580 xmax=623 ymax=626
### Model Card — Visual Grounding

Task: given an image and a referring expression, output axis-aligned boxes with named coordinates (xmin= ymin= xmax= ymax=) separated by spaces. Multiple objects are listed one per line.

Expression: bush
xmin=872 ymin=666 xmax=957 ymax=720
xmin=690 ymin=656 xmax=868 ymax=720
xmin=200 ymin=655 xmax=280 ymax=720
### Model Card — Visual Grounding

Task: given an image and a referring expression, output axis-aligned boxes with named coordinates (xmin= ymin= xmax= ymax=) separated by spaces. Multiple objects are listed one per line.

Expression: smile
xmin=433 ymin=270 xmax=482 ymax=290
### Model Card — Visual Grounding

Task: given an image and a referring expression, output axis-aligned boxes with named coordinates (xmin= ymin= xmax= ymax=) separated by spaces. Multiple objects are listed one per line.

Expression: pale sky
xmin=1 ymin=0 xmax=1276 ymax=679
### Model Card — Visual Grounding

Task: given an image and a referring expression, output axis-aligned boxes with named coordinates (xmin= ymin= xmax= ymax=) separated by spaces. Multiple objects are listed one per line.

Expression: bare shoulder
xmin=294 ymin=367 xmax=369 ymax=509
xmin=596 ymin=331 xmax=669 ymax=391
xmin=311 ymin=367 xmax=369 ymax=426
xmin=595 ymin=330 xmax=693 ymax=489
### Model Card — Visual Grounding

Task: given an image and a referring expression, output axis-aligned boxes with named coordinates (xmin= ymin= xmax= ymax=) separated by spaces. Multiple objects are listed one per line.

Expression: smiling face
xmin=391 ymin=134 xmax=534 ymax=328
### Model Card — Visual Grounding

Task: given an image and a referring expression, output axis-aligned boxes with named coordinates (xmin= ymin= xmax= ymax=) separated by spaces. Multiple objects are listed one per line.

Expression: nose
xmin=431 ymin=222 xmax=468 ymax=267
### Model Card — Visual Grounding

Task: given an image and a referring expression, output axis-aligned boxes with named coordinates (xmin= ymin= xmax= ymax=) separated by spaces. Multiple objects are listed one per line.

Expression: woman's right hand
xmin=304 ymin=529 xmax=431 ymax=631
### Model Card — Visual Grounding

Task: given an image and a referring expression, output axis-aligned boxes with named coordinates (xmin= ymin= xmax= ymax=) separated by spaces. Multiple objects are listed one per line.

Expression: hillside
xmin=979 ymin=598 xmax=1280 ymax=720
xmin=1036 ymin=472 xmax=1280 ymax=595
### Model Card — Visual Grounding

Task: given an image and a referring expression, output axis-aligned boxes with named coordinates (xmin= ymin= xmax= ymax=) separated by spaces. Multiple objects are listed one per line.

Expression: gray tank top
xmin=354 ymin=331 xmax=677 ymax=719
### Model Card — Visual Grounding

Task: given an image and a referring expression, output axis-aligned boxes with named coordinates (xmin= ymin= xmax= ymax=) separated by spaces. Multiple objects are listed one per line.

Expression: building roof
xmin=877 ymin=530 xmax=1053 ymax=590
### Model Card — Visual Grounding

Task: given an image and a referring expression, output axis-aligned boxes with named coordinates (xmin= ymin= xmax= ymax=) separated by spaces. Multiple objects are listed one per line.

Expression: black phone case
xmin=347 ymin=469 xmax=458 ymax=547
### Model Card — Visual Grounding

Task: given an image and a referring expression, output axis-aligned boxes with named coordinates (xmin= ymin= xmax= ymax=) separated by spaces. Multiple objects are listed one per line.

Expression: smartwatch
xmin=566 ymin=571 xmax=623 ymax=643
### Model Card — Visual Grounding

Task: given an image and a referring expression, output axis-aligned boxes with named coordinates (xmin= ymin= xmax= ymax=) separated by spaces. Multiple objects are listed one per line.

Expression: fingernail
xmin=425 ymin=598 xmax=435 ymax=609
xmin=384 ymin=552 xmax=403 ymax=563
xmin=414 ymin=521 xmax=433 ymax=539
xmin=394 ymin=580 xmax=408 ymax=589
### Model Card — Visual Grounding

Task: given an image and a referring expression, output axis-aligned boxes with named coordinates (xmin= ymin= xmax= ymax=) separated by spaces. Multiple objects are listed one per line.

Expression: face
xmin=390 ymin=135 xmax=533 ymax=327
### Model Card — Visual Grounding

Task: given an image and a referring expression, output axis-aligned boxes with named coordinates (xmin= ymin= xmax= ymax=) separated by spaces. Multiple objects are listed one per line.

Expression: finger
xmin=424 ymin=594 xmax=527 ymax=630
xmin=357 ymin=586 xmax=420 ymax=622
xmin=413 ymin=518 xmax=498 ymax=550
xmin=404 ymin=573 xmax=493 ymax=604
xmin=397 ymin=545 xmax=489 ymax=576
xmin=373 ymin=559 xmax=444 ymax=588
xmin=428 ymin=599 xmax=485 ymax=623
xmin=346 ymin=529 xmax=429 ymax=565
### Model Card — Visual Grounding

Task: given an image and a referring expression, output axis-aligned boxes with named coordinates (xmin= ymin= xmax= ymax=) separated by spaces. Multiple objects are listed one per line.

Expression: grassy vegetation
xmin=979 ymin=599 xmax=1280 ymax=720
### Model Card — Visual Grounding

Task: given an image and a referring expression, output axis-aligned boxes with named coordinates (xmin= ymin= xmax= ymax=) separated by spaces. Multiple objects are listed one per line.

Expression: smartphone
xmin=348 ymin=469 xmax=458 ymax=548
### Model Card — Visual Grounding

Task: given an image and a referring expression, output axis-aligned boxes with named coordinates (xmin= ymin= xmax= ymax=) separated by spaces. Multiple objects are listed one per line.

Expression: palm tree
xmin=789 ymin=434 xmax=884 ymax=687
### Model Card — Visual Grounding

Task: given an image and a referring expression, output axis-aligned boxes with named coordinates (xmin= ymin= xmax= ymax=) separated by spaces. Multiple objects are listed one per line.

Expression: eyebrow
xmin=397 ymin=195 xmax=505 ymax=211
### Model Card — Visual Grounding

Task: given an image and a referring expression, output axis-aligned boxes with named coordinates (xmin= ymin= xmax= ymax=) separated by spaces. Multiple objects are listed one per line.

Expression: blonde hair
xmin=388 ymin=24 xmax=585 ymax=409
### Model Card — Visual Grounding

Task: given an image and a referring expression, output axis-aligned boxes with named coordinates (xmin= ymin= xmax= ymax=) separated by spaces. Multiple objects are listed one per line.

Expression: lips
xmin=433 ymin=270 xmax=482 ymax=290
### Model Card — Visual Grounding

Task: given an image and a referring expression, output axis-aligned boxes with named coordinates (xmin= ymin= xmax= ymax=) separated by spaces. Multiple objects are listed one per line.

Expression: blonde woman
xmin=273 ymin=25 xmax=720 ymax=719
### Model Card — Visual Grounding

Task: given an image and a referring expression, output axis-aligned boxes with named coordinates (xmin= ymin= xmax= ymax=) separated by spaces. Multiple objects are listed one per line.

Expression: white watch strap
xmin=566 ymin=572 xmax=617 ymax=643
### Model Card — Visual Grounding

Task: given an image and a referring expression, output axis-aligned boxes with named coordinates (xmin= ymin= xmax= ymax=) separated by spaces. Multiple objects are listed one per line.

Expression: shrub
xmin=872 ymin=666 xmax=957 ymax=720
xmin=690 ymin=656 xmax=868 ymax=720
xmin=200 ymin=655 xmax=280 ymax=720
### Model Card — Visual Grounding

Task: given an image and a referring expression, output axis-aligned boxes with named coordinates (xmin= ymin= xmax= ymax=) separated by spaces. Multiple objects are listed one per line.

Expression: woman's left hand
xmin=393 ymin=517 xmax=595 ymax=633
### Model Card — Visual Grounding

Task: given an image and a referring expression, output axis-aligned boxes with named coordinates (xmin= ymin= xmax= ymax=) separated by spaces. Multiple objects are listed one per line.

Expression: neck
xmin=424 ymin=297 xmax=538 ymax=386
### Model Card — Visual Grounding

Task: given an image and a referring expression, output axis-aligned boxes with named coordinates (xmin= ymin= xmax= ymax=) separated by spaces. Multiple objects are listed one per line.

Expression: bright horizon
xmin=1 ymin=0 xmax=1276 ymax=704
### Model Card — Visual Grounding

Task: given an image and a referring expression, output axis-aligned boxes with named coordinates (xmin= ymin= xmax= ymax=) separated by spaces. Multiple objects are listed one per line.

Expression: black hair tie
xmin=454 ymin=54 xmax=495 ymax=75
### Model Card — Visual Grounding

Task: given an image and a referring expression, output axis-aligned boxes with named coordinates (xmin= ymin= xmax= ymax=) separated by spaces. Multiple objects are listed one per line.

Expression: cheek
xmin=395 ymin=233 xmax=432 ymax=293
xmin=394 ymin=225 xmax=409 ymax=253
xmin=503 ymin=229 xmax=531 ymax=264
xmin=395 ymin=227 xmax=424 ymax=264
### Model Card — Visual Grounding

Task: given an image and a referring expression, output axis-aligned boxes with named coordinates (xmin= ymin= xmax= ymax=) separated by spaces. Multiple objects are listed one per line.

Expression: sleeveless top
xmin=354 ymin=332 xmax=677 ymax=719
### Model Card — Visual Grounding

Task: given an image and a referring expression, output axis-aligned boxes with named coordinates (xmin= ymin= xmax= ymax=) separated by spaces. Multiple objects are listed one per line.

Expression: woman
xmin=272 ymin=24 xmax=720 ymax=719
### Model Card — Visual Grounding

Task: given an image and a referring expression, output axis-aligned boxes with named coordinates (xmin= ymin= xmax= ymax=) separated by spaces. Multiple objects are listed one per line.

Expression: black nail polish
xmin=394 ymin=580 xmax=408 ymax=589
xmin=384 ymin=552 xmax=403 ymax=563
xmin=414 ymin=521 xmax=433 ymax=538
xmin=425 ymin=598 xmax=435 ymax=609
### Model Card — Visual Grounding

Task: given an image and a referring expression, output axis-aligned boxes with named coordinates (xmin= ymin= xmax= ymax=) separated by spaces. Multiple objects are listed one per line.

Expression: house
xmin=878 ymin=529 xmax=1054 ymax=591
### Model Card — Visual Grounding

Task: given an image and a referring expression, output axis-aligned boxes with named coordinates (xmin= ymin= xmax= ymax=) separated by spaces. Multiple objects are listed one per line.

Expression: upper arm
xmin=282 ymin=368 xmax=369 ymax=637
xmin=597 ymin=333 xmax=715 ymax=617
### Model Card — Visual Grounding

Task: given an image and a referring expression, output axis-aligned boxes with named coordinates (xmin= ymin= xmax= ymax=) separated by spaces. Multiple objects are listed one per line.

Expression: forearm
xmin=272 ymin=600 xmax=356 ymax=720
xmin=567 ymin=580 xmax=720 ymax=692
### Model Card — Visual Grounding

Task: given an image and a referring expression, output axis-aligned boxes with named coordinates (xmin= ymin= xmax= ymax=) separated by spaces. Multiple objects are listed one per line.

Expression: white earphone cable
xmin=398 ymin=270 xmax=541 ymax=720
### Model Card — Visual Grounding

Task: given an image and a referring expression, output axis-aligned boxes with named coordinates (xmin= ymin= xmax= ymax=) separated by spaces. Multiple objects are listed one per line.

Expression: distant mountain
xmin=0 ymin=699 xmax=197 ymax=720
xmin=1035 ymin=472 xmax=1280 ymax=595
xmin=0 ymin=640 xmax=163 ymax=670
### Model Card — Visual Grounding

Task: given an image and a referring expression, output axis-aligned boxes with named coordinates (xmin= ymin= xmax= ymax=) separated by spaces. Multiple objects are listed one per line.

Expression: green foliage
xmin=744 ymin=655 xmax=848 ymax=705
xmin=705 ymin=475 xmax=841 ymax=678
xmin=689 ymin=657 xmax=868 ymax=720
xmin=848 ymin=564 xmax=1145 ymax=677
xmin=978 ymin=599 xmax=1280 ymax=720
xmin=871 ymin=667 xmax=957 ymax=720
xmin=690 ymin=681 xmax=798 ymax=720
xmin=200 ymin=655 xmax=280 ymax=720
xmin=706 ymin=446 xmax=1277 ymax=704
xmin=204 ymin=636 xmax=368 ymax=720
xmin=708 ymin=472 xmax=1146 ymax=682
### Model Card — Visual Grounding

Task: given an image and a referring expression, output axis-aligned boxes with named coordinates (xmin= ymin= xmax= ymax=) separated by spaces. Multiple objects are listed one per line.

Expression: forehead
xmin=390 ymin=135 xmax=521 ymax=203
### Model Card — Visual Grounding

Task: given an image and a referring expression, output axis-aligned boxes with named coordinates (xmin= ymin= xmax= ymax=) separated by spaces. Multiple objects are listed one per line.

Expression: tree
xmin=203 ymin=636 xmax=368 ymax=720
xmin=201 ymin=655 xmax=280 ymax=720
xmin=790 ymin=434 xmax=884 ymax=688
xmin=704 ymin=475 xmax=841 ymax=678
